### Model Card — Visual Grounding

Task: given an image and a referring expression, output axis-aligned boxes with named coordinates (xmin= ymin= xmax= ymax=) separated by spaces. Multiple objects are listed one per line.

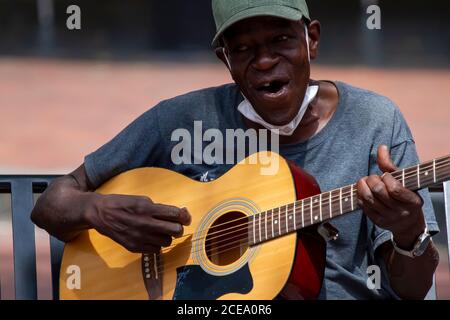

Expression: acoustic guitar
xmin=59 ymin=151 xmax=450 ymax=300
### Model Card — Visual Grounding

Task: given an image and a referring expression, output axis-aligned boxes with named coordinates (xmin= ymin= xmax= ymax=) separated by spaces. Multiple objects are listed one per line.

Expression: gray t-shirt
xmin=85 ymin=81 xmax=439 ymax=300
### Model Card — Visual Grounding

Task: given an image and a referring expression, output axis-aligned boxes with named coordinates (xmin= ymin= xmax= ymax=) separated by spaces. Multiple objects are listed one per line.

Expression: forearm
xmin=384 ymin=241 xmax=439 ymax=300
xmin=31 ymin=170 xmax=98 ymax=242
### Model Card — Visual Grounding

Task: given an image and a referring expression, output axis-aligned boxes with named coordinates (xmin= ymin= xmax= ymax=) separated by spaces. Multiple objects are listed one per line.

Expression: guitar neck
xmin=249 ymin=154 xmax=450 ymax=246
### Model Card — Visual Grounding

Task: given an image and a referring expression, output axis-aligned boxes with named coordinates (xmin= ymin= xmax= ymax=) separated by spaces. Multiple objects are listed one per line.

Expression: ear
xmin=215 ymin=47 xmax=231 ymax=71
xmin=306 ymin=20 xmax=321 ymax=60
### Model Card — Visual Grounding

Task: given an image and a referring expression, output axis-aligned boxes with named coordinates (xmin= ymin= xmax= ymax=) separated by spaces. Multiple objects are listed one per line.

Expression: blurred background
xmin=0 ymin=0 xmax=449 ymax=299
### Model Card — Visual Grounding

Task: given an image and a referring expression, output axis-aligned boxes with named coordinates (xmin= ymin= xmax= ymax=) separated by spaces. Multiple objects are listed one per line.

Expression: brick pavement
xmin=1 ymin=57 xmax=449 ymax=298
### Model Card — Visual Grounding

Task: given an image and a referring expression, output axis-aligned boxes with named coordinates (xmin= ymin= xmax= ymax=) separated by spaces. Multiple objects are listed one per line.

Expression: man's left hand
xmin=356 ymin=145 xmax=426 ymax=249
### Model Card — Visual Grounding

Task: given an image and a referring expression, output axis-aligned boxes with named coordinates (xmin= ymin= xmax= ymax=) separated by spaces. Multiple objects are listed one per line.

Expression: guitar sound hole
xmin=205 ymin=211 xmax=249 ymax=266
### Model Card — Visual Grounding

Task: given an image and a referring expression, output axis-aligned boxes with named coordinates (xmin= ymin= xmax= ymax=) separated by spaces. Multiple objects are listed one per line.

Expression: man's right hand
xmin=31 ymin=164 xmax=191 ymax=254
xmin=87 ymin=194 xmax=191 ymax=253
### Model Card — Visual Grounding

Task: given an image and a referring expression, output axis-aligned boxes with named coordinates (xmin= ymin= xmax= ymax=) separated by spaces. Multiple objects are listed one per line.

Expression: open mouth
xmin=257 ymin=80 xmax=290 ymax=95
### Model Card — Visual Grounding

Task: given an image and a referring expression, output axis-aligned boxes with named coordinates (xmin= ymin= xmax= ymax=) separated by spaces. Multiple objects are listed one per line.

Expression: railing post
xmin=0 ymin=175 xmax=62 ymax=300
xmin=10 ymin=179 xmax=37 ymax=299
xmin=444 ymin=181 xmax=450 ymax=274
xmin=36 ymin=0 xmax=55 ymax=55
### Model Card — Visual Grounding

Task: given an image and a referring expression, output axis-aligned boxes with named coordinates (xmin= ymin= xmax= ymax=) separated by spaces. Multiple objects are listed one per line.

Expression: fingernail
xmin=182 ymin=207 xmax=192 ymax=225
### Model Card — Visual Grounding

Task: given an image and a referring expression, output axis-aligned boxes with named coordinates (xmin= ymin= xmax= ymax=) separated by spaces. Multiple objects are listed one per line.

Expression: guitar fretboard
xmin=248 ymin=154 xmax=450 ymax=246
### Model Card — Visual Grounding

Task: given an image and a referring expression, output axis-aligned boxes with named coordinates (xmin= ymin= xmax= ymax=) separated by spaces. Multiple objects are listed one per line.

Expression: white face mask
xmin=237 ymin=84 xmax=318 ymax=136
xmin=226 ymin=24 xmax=315 ymax=136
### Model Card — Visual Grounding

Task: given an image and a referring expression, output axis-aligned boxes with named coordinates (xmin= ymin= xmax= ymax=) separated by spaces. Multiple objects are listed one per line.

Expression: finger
xmin=377 ymin=145 xmax=397 ymax=173
xmin=151 ymin=205 xmax=192 ymax=226
xmin=365 ymin=175 xmax=402 ymax=210
xmin=382 ymin=173 xmax=423 ymax=207
xmin=355 ymin=180 xmax=389 ymax=228
xmin=129 ymin=195 xmax=156 ymax=215
xmin=357 ymin=177 xmax=391 ymax=214
xmin=151 ymin=220 xmax=185 ymax=238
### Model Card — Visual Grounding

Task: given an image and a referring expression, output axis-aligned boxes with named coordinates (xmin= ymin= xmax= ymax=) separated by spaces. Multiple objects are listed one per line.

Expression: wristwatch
xmin=391 ymin=227 xmax=431 ymax=258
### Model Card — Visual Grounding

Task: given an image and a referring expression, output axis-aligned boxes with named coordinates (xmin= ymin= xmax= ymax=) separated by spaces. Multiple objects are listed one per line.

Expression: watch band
xmin=391 ymin=226 xmax=431 ymax=258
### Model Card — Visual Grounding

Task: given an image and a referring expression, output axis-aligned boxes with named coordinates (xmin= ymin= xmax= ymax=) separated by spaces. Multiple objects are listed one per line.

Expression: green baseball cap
xmin=211 ymin=0 xmax=311 ymax=47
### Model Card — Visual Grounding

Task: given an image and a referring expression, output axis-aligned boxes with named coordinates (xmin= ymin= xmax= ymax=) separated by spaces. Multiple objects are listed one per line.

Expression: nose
xmin=251 ymin=46 xmax=279 ymax=71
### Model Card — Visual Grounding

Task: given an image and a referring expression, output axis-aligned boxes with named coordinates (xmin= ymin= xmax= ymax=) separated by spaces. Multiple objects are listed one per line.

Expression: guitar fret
xmin=417 ymin=164 xmax=420 ymax=188
xmin=285 ymin=204 xmax=289 ymax=234
xmin=319 ymin=193 xmax=323 ymax=221
xmin=252 ymin=215 xmax=256 ymax=244
xmin=329 ymin=191 xmax=332 ymax=218
xmin=278 ymin=207 xmax=281 ymax=235
xmin=264 ymin=210 xmax=267 ymax=240
xmin=433 ymin=159 xmax=436 ymax=183
xmin=350 ymin=185 xmax=354 ymax=211
xmin=339 ymin=188 xmax=343 ymax=214
xmin=293 ymin=202 xmax=297 ymax=229
xmin=301 ymin=200 xmax=305 ymax=227
xmin=310 ymin=197 xmax=313 ymax=224
xmin=402 ymin=169 xmax=405 ymax=187
xmin=271 ymin=209 xmax=274 ymax=239
xmin=258 ymin=213 xmax=262 ymax=243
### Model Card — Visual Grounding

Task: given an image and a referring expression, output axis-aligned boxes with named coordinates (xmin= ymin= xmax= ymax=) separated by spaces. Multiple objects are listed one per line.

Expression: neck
xmin=284 ymin=80 xmax=338 ymax=144
xmin=248 ymin=154 xmax=450 ymax=246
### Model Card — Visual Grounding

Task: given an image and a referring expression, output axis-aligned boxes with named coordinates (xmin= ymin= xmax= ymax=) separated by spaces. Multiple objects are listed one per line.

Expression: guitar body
xmin=60 ymin=152 xmax=325 ymax=300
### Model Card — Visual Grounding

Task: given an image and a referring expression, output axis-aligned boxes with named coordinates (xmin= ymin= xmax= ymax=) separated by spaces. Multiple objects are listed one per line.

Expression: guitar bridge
xmin=142 ymin=253 xmax=159 ymax=279
xmin=142 ymin=253 xmax=163 ymax=299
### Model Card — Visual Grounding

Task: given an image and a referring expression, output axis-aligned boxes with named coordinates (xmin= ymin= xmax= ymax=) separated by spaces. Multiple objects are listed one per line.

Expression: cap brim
xmin=212 ymin=5 xmax=304 ymax=47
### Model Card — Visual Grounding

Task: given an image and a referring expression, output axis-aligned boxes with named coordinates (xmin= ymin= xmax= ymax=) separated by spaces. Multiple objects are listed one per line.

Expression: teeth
xmin=263 ymin=83 xmax=271 ymax=87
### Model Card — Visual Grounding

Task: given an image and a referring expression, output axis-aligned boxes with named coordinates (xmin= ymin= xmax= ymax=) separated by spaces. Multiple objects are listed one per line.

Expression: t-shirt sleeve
xmin=371 ymin=107 xmax=439 ymax=252
xmin=84 ymin=103 xmax=164 ymax=189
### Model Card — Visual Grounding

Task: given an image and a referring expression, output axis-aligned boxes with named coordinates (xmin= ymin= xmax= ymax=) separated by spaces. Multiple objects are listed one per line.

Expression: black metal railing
xmin=0 ymin=175 xmax=63 ymax=300
xmin=0 ymin=176 xmax=448 ymax=300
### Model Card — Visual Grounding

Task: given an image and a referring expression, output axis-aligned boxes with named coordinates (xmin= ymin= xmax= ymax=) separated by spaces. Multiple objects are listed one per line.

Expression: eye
xmin=235 ymin=45 xmax=249 ymax=52
xmin=274 ymin=35 xmax=289 ymax=42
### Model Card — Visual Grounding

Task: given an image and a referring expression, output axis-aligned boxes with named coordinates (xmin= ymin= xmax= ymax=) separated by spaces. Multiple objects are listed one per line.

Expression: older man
xmin=32 ymin=0 xmax=439 ymax=299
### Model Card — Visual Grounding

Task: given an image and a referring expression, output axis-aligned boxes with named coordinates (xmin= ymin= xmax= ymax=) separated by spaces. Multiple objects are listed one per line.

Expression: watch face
xmin=413 ymin=234 xmax=431 ymax=257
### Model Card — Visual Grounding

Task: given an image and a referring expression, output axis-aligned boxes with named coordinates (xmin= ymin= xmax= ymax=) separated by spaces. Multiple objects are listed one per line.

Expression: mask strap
xmin=223 ymin=48 xmax=232 ymax=70
xmin=305 ymin=24 xmax=310 ymax=63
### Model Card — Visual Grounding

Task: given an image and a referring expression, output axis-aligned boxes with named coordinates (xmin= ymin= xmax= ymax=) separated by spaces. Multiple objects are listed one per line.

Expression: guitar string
xmin=166 ymin=157 xmax=448 ymax=252
xmin=155 ymin=159 xmax=450 ymax=260
xmin=155 ymin=175 xmax=442 ymax=274
xmin=152 ymin=162 xmax=450 ymax=272
xmin=155 ymin=225 xmax=301 ymax=274
xmin=170 ymin=156 xmax=450 ymax=244
xmin=154 ymin=160 xmax=450 ymax=272
xmin=156 ymin=159 xmax=450 ymax=253
xmin=154 ymin=180 xmax=450 ymax=273
xmin=155 ymin=184 xmax=361 ymax=272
